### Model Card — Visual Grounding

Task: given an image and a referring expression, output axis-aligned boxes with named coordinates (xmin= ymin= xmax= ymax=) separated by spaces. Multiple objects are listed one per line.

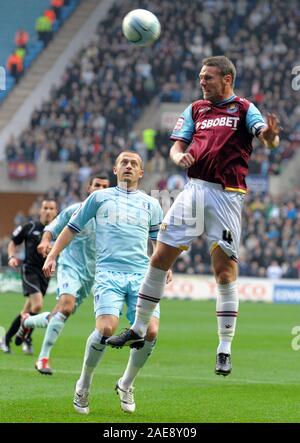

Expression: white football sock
xmin=120 ymin=338 xmax=156 ymax=390
xmin=24 ymin=311 xmax=50 ymax=328
xmin=216 ymin=281 xmax=239 ymax=355
xmin=132 ymin=266 xmax=167 ymax=337
xmin=77 ymin=329 xmax=107 ymax=391
xmin=39 ymin=312 xmax=67 ymax=359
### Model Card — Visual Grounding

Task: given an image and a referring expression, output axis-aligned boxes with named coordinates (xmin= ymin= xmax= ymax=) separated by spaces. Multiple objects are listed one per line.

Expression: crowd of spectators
xmin=2 ymin=0 xmax=300 ymax=278
xmin=5 ymin=0 xmax=300 ymax=173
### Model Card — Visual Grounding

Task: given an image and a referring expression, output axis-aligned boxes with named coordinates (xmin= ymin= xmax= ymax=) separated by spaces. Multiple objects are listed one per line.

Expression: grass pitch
xmin=0 ymin=293 xmax=299 ymax=423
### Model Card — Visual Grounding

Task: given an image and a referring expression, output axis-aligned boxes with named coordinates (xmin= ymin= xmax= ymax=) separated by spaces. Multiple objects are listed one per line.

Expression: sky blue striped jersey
xmin=68 ymin=186 xmax=163 ymax=275
xmin=45 ymin=202 xmax=96 ymax=282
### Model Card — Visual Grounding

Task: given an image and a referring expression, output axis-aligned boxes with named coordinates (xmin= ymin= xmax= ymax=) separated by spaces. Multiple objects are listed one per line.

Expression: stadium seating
xmin=0 ymin=0 xmax=81 ymax=104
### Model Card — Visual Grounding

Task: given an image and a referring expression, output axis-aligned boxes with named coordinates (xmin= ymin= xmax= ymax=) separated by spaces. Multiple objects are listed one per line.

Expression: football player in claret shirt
xmin=106 ymin=56 xmax=281 ymax=377
xmin=1 ymin=200 xmax=57 ymax=354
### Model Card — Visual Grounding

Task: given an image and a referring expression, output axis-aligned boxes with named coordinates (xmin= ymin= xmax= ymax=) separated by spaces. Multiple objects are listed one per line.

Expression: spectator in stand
xmin=143 ymin=128 xmax=156 ymax=161
xmin=44 ymin=8 xmax=56 ymax=24
xmin=51 ymin=0 xmax=64 ymax=21
xmin=266 ymin=260 xmax=283 ymax=279
xmin=35 ymin=14 xmax=53 ymax=47
xmin=6 ymin=52 xmax=24 ymax=83
xmin=14 ymin=29 xmax=29 ymax=49
xmin=15 ymin=47 xmax=26 ymax=61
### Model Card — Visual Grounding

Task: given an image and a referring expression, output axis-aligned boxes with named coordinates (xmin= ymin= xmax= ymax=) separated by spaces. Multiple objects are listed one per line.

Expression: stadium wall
xmin=0 ymin=193 xmax=42 ymax=237
xmin=1 ymin=272 xmax=300 ymax=304
xmin=0 ymin=161 xmax=76 ymax=192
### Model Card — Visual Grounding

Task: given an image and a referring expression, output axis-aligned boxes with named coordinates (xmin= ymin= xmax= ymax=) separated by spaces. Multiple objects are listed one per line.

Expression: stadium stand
xmin=1 ymin=0 xmax=300 ymax=278
xmin=0 ymin=0 xmax=81 ymax=103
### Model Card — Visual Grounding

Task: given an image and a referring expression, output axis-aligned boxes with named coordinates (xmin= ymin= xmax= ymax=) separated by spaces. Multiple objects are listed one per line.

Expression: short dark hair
xmin=89 ymin=174 xmax=110 ymax=185
xmin=115 ymin=150 xmax=144 ymax=169
xmin=202 ymin=56 xmax=236 ymax=86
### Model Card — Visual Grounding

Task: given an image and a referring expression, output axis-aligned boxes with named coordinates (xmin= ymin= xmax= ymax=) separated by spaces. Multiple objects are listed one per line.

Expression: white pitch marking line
xmin=0 ymin=365 xmax=298 ymax=385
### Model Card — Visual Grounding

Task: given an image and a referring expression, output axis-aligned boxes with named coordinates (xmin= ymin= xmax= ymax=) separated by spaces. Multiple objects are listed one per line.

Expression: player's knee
xmin=101 ymin=325 xmax=115 ymax=337
xmin=215 ymin=270 xmax=234 ymax=285
xmin=60 ymin=301 xmax=75 ymax=317
xmin=151 ymin=251 xmax=169 ymax=271
xmin=60 ymin=306 xmax=73 ymax=317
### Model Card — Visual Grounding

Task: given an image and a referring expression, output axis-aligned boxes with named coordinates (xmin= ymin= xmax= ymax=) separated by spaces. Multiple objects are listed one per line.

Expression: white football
xmin=122 ymin=9 xmax=161 ymax=47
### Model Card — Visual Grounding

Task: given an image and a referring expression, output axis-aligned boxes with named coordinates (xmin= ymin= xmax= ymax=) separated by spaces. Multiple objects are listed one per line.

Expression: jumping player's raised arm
xmin=245 ymin=102 xmax=280 ymax=149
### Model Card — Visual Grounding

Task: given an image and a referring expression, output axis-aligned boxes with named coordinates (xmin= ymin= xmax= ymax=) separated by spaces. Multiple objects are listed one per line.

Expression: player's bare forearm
xmin=170 ymin=140 xmax=195 ymax=168
xmin=43 ymin=227 xmax=75 ymax=277
xmin=46 ymin=226 xmax=75 ymax=260
xmin=258 ymin=113 xmax=281 ymax=149
xmin=7 ymin=240 xmax=17 ymax=258
xmin=7 ymin=241 xmax=20 ymax=268
xmin=37 ymin=231 xmax=53 ymax=257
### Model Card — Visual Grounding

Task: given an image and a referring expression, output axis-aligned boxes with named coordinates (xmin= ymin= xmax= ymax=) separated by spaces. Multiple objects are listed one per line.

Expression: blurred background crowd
xmin=2 ymin=0 xmax=300 ymax=278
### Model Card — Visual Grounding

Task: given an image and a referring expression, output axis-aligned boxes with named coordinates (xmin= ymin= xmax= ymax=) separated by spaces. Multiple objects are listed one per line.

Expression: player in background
xmin=16 ymin=175 xmax=110 ymax=374
xmin=43 ymin=151 xmax=171 ymax=414
xmin=106 ymin=56 xmax=281 ymax=377
xmin=0 ymin=200 xmax=57 ymax=354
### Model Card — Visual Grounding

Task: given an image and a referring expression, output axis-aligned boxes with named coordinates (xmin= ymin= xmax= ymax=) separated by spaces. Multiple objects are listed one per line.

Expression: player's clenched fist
xmin=8 ymin=256 xmax=20 ymax=269
xmin=172 ymin=152 xmax=195 ymax=169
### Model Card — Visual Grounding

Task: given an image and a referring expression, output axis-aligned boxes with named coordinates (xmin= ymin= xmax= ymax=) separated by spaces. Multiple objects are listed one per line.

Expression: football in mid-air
xmin=122 ymin=9 xmax=161 ymax=46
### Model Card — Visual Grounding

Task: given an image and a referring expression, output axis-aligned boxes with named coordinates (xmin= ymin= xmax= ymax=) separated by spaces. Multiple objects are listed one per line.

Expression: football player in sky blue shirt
xmin=19 ymin=176 xmax=110 ymax=374
xmin=43 ymin=151 xmax=170 ymax=414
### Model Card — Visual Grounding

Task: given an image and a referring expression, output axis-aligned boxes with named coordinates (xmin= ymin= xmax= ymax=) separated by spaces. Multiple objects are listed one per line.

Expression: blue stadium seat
xmin=60 ymin=9 xmax=69 ymax=22
xmin=6 ymin=75 xmax=16 ymax=89
xmin=27 ymin=41 xmax=43 ymax=58
xmin=0 ymin=89 xmax=9 ymax=102
xmin=52 ymin=21 xmax=59 ymax=33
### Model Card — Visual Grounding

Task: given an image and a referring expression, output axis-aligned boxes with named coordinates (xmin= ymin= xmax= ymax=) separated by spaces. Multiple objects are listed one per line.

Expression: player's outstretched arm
xmin=170 ymin=140 xmax=195 ymax=169
xmin=258 ymin=113 xmax=281 ymax=149
xmin=43 ymin=226 xmax=75 ymax=277
xmin=37 ymin=231 xmax=53 ymax=258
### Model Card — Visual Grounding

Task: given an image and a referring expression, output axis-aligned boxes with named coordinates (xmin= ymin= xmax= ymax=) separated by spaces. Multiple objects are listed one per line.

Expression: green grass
xmin=0 ymin=293 xmax=300 ymax=423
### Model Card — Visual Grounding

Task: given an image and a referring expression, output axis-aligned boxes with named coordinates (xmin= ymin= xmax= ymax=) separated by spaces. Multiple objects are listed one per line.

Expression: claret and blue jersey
xmin=68 ymin=186 xmax=163 ymax=277
xmin=171 ymin=95 xmax=266 ymax=193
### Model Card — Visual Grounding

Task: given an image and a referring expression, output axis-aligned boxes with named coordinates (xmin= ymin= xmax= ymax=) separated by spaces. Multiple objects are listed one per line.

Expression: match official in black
xmin=1 ymin=199 xmax=57 ymax=354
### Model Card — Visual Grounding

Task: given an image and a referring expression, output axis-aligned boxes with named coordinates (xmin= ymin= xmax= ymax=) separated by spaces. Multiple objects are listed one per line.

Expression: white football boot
xmin=73 ymin=381 xmax=90 ymax=415
xmin=115 ymin=378 xmax=136 ymax=413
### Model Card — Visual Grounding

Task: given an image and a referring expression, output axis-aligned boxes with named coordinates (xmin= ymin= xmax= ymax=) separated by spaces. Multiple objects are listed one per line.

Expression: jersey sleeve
xmin=68 ymin=192 xmax=101 ymax=233
xmin=246 ymin=103 xmax=267 ymax=136
xmin=149 ymin=200 xmax=163 ymax=240
xmin=45 ymin=206 xmax=75 ymax=240
xmin=11 ymin=224 xmax=27 ymax=245
xmin=170 ymin=104 xmax=195 ymax=143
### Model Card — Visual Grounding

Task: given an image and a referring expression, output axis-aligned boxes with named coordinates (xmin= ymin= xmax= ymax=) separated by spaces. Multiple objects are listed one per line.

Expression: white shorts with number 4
xmin=158 ymin=178 xmax=244 ymax=261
